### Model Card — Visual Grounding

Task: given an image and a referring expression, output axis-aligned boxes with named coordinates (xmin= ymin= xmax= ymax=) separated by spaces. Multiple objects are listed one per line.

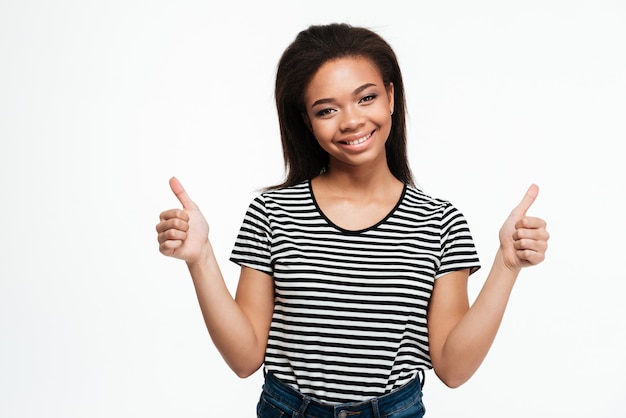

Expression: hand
xmin=156 ymin=177 xmax=210 ymax=264
xmin=498 ymin=184 xmax=550 ymax=271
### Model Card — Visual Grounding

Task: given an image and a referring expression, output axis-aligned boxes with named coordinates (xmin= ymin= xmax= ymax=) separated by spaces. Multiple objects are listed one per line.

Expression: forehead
xmin=305 ymin=56 xmax=383 ymax=99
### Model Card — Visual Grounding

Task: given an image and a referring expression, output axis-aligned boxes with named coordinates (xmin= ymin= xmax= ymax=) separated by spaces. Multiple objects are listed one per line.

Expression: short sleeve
xmin=435 ymin=203 xmax=481 ymax=279
xmin=229 ymin=195 xmax=273 ymax=276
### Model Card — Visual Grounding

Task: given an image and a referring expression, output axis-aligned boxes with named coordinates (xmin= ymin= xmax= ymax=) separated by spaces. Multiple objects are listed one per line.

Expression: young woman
xmin=156 ymin=23 xmax=549 ymax=417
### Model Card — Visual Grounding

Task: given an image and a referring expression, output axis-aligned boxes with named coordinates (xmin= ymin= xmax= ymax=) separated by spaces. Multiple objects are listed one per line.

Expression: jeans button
xmin=338 ymin=411 xmax=347 ymax=418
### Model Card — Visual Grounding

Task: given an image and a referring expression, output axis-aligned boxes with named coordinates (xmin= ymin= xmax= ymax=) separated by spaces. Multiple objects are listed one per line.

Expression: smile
xmin=342 ymin=132 xmax=372 ymax=145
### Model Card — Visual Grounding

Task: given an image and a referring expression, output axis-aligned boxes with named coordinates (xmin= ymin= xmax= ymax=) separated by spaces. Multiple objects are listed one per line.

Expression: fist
xmin=156 ymin=177 xmax=210 ymax=264
xmin=499 ymin=184 xmax=550 ymax=270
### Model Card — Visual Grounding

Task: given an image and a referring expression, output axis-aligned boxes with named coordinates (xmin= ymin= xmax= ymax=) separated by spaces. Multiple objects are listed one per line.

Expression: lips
xmin=341 ymin=131 xmax=373 ymax=145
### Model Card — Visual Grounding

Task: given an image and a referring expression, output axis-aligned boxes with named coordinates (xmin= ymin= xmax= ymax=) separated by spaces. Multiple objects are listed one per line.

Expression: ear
xmin=387 ymin=82 xmax=395 ymax=115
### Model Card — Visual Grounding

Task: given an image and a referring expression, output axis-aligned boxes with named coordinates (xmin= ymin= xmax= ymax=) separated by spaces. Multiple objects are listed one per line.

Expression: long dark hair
xmin=270 ymin=23 xmax=414 ymax=190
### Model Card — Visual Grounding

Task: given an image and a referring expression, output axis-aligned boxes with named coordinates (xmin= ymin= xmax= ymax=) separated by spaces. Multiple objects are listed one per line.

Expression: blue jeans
xmin=257 ymin=372 xmax=425 ymax=418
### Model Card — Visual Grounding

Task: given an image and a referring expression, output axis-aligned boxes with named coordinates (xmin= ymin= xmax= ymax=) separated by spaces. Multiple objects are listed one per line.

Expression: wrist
xmin=186 ymin=240 xmax=215 ymax=269
xmin=493 ymin=249 xmax=522 ymax=278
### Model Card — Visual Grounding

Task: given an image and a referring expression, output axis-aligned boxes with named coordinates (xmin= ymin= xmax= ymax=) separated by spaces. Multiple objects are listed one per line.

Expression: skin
xmin=156 ymin=56 xmax=550 ymax=387
xmin=304 ymin=57 xmax=404 ymax=230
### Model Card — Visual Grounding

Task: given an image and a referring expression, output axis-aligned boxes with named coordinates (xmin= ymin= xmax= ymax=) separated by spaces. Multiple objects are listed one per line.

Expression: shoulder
xmin=403 ymin=185 xmax=453 ymax=211
xmin=258 ymin=181 xmax=310 ymax=200
xmin=246 ymin=181 xmax=312 ymax=214
xmin=401 ymin=185 xmax=470 ymax=225
xmin=252 ymin=181 xmax=311 ymax=206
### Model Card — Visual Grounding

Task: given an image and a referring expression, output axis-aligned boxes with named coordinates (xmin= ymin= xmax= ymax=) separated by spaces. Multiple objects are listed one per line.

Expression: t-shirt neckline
xmin=307 ymin=179 xmax=407 ymax=234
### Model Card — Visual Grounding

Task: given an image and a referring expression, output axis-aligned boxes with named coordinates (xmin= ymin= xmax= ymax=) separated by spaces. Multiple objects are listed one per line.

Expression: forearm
xmin=431 ymin=184 xmax=549 ymax=387
xmin=186 ymin=243 xmax=265 ymax=377
xmin=436 ymin=251 xmax=520 ymax=387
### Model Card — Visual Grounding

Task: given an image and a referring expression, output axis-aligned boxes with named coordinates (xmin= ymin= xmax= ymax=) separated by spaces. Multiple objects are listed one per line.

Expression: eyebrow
xmin=310 ymin=83 xmax=378 ymax=108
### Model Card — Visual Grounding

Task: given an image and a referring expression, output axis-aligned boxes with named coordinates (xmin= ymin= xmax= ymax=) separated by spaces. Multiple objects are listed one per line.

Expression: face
xmin=303 ymin=56 xmax=394 ymax=171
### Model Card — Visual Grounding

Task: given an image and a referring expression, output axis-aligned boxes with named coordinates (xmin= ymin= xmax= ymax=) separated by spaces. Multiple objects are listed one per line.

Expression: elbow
xmin=221 ymin=342 xmax=266 ymax=378
xmin=431 ymin=351 xmax=482 ymax=388
xmin=232 ymin=366 xmax=260 ymax=379
xmin=439 ymin=375 xmax=468 ymax=389
xmin=230 ymin=358 xmax=264 ymax=379
xmin=234 ymin=368 xmax=257 ymax=379
xmin=434 ymin=367 xmax=472 ymax=389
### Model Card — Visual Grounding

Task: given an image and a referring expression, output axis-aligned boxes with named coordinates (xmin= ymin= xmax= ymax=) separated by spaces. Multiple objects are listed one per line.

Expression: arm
xmin=427 ymin=184 xmax=549 ymax=388
xmin=156 ymin=177 xmax=274 ymax=378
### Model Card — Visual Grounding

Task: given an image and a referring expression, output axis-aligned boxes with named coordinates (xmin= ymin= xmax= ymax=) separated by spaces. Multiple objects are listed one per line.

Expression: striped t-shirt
xmin=230 ymin=181 xmax=480 ymax=404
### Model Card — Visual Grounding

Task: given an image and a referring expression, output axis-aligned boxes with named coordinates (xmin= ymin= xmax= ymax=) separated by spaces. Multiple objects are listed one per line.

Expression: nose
xmin=339 ymin=105 xmax=364 ymax=131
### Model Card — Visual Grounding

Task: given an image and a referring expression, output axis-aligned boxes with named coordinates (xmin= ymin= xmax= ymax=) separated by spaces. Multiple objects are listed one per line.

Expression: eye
xmin=359 ymin=94 xmax=378 ymax=104
xmin=315 ymin=108 xmax=335 ymax=117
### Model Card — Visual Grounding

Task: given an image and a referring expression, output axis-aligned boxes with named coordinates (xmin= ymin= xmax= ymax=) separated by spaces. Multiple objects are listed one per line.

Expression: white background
xmin=1 ymin=1 xmax=625 ymax=417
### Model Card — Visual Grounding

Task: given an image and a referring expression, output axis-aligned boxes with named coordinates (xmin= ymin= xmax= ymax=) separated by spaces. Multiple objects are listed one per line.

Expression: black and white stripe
xmin=230 ymin=181 xmax=480 ymax=403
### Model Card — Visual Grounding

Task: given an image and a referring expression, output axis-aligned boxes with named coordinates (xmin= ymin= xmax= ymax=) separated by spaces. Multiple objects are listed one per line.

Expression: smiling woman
xmin=155 ymin=23 xmax=549 ymax=417
xmin=303 ymin=56 xmax=401 ymax=231
xmin=304 ymin=57 xmax=394 ymax=169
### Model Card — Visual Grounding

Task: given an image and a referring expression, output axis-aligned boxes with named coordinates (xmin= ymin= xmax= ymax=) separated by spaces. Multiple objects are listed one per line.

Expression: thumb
xmin=510 ymin=183 xmax=539 ymax=217
xmin=169 ymin=177 xmax=198 ymax=210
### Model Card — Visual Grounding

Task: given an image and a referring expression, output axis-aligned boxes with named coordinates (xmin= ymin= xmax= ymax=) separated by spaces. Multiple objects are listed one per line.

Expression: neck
xmin=316 ymin=164 xmax=401 ymax=198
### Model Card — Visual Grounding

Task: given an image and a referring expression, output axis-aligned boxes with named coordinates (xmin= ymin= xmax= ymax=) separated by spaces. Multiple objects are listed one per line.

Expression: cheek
xmin=379 ymin=115 xmax=394 ymax=142
xmin=310 ymin=120 xmax=335 ymax=141
xmin=373 ymin=108 xmax=392 ymax=126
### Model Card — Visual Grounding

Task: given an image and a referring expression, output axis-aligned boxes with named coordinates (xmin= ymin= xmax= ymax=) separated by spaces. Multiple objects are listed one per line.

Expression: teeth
xmin=345 ymin=133 xmax=371 ymax=145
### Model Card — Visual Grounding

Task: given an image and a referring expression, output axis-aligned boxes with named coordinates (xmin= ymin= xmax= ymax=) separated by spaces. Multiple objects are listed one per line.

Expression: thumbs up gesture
xmin=498 ymin=184 xmax=550 ymax=271
xmin=156 ymin=177 xmax=210 ymax=264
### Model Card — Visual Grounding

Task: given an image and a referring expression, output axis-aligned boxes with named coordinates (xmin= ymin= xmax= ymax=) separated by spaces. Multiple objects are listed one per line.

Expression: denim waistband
xmin=260 ymin=372 xmax=424 ymax=418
